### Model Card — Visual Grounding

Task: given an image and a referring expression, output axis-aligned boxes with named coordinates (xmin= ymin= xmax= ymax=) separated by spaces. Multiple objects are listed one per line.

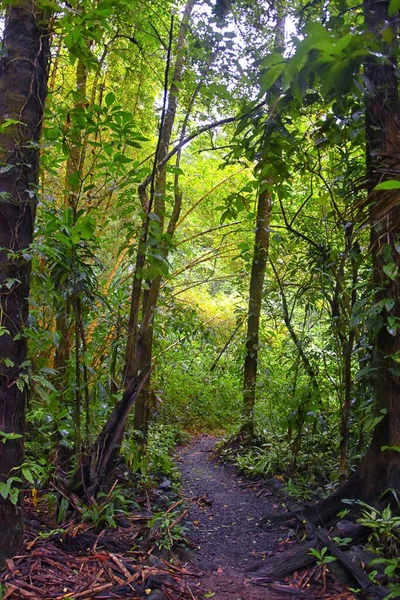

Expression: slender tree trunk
xmin=70 ymin=0 xmax=196 ymax=492
xmin=242 ymin=189 xmax=272 ymax=438
xmin=338 ymin=238 xmax=357 ymax=483
xmin=339 ymin=329 xmax=355 ymax=483
xmin=271 ymin=262 xmax=321 ymax=453
xmin=241 ymin=3 xmax=284 ymax=439
xmin=0 ymin=1 xmax=50 ymax=564
xmin=130 ymin=0 xmax=195 ymax=432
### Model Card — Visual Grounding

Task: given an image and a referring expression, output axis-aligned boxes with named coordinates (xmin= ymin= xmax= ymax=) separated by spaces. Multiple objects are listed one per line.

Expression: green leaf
xmin=105 ymin=92 xmax=116 ymax=107
xmin=383 ymin=263 xmax=398 ymax=280
xmin=0 ymin=483 xmax=10 ymax=500
xmin=9 ymin=488 xmax=20 ymax=505
xmin=259 ymin=63 xmax=285 ymax=95
xmin=381 ymin=445 xmax=400 ymax=452
xmin=0 ymin=119 xmax=24 ymax=132
xmin=40 ymin=367 xmax=58 ymax=375
xmin=45 ymin=127 xmax=60 ymax=141
xmin=67 ymin=170 xmax=81 ymax=189
xmin=0 ymin=164 xmax=14 ymax=174
xmin=374 ymin=180 xmax=400 ymax=190
xmin=0 ymin=431 xmax=23 ymax=443
xmin=22 ymin=468 xmax=35 ymax=485
xmin=324 ymin=556 xmax=337 ymax=563
xmin=382 ymin=26 xmax=394 ymax=45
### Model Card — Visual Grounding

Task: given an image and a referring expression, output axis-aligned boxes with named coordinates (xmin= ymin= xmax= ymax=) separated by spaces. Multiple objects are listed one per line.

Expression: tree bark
xmin=242 ymin=189 xmax=272 ymax=438
xmin=286 ymin=0 xmax=400 ymax=518
xmin=356 ymin=0 xmax=400 ymax=498
xmin=129 ymin=0 xmax=195 ymax=433
xmin=271 ymin=263 xmax=322 ymax=455
xmin=0 ymin=0 xmax=49 ymax=564
xmin=70 ymin=0 xmax=197 ymax=494
xmin=241 ymin=3 xmax=284 ymax=438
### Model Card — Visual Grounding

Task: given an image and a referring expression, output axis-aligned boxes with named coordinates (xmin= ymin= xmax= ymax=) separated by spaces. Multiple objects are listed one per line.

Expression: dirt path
xmin=176 ymin=435 xmax=286 ymax=599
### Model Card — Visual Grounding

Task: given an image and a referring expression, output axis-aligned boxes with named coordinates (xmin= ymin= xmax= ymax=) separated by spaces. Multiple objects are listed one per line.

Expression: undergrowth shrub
xmin=156 ymin=360 xmax=242 ymax=431
xmin=219 ymin=428 xmax=341 ymax=500
xmin=122 ymin=423 xmax=182 ymax=485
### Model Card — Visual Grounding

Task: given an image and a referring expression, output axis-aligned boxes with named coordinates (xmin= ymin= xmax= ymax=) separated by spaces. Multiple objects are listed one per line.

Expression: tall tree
xmin=241 ymin=2 xmax=284 ymax=438
xmin=125 ymin=0 xmax=196 ymax=433
xmin=0 ymin=0 xmax=50 ymax=564
xmin=357 ymin=0 xmax=400 ymax=499
xmin=69 ymin=0 xmax=198 ymax=496
xmin=282 ymin=0 xmax=400 ymax=521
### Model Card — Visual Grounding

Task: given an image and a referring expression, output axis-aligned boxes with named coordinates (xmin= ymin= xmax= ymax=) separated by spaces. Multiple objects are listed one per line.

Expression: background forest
xmin=1 ymin=0 xmax=400 ymax=583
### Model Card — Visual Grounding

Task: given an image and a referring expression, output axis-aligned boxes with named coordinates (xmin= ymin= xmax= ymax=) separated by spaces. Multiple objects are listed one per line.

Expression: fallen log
xmin=250 ymin=539 xmax=318 ymax=578
xmin=253 ymin=513 xmax=389 ymax=599
xmin=300 ymin=517 xmax=388 ymax=599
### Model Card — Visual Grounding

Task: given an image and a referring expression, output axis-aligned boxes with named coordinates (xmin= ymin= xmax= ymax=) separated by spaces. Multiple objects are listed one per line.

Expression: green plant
xmin=56 ymin=497 xmax=70 ymax=525
xmin=123 ymin=423 xmax=181 ymax=486
xmin=385 ymin=583 xmax=400 ymax=599
xmin=38 ymin=527 xmax=66 ymax=540
xmin=0 ymin=453 xmax=49 ymax=506
xmin=332 ymin=536 xmax=352 ymax=547
xmin=356 ymin=503 xmax=400 ymax=557
xmin=19 ymin=457 xmax=53 ymax=487
xmin=369 ymin=557 xmax=400 ymax=578
xmin=80 ymin=487 xmax=132 ymax=530
xmin=0 ymin=431 xmax=23 ymax=444
xmin=149 ymin=510 xmax=188 ymax=550
xmin=308 ymin=547 xmax=337 ymax=566
xmin=0 ymin=476 xmax=22 ymax=505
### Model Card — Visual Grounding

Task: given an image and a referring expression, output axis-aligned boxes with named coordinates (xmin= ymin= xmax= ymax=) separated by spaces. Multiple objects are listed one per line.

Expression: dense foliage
xmin=1 ymin=0 xmax=400 ymax=577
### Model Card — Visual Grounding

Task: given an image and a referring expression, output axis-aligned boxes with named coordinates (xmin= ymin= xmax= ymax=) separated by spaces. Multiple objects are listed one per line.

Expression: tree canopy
xmin=0 ymin=0 xmax=400 ymax=584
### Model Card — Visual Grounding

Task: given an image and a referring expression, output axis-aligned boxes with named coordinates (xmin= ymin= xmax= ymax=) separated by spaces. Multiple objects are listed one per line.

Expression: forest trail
xmin=176 ymin=435 xmax=286 ymax=599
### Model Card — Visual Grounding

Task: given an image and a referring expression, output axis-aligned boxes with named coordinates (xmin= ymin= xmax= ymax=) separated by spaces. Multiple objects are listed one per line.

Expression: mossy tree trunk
xmin=300 ymin=0 xmax=400 ymax=520
xmin=356 ymin=0 xmax=400 ymax=499
xmin=0 ymin=0 xmax=50 ymax=564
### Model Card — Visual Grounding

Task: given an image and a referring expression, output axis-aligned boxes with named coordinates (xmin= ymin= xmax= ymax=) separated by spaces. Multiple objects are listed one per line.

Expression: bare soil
xmin=176 ymin=434 xmax=288 ymax=599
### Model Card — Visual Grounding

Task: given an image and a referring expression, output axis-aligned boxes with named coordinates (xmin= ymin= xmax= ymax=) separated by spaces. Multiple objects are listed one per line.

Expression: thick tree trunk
xmin=357 ymin=0 xmax=400 ymax=499
xmin=287 ymin=0 xmax=400 ymax=520
xmin=0 ymin=1 xmax=49 ymax=564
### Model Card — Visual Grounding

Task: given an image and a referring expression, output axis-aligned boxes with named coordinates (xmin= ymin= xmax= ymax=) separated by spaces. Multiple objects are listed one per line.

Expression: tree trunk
xmin=0 ymin=0 xmax=49 ymax=564
xmin=357 ymin=0 xmax=400 ymax=498
xmin=130 ymin=0 xmax=195 ymax=433
xmin=242 ymin=189 xmax=272 ymax=438
xmin=70 ymin=0 xmax=196 ymax=493
xmin=241 ymin=3 xmax=284 ymax=439
xmin=292 ymin=0 xmax=400 ymax=519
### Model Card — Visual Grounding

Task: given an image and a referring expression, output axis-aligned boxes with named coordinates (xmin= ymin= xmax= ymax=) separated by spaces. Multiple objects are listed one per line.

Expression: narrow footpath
xmin=176 ymin=435 xmax=286 ymax=599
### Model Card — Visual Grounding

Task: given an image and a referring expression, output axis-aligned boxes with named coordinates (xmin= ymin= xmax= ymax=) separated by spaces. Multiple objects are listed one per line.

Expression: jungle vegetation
xmin=0 ymin=0 xmax=400 ymax=568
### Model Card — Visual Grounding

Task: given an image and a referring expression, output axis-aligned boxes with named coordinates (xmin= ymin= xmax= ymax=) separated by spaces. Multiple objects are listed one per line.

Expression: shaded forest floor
xmin=178 ymin=434 xmax=356 ymax=600
xmin=0 ymin=435 xmax=357 ymax=599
